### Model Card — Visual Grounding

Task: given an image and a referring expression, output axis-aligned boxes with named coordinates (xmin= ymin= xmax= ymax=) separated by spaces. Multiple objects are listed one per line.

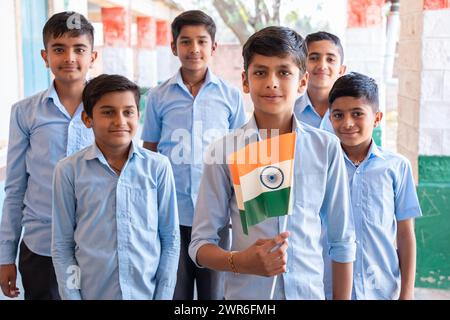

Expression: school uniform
xmin=141 ymin=68 xmax=247 ymax=300
xmin=189 ymin=114 xmax=356 ymax=300
xmin=52 ymin=141 xmax=180 ymax=300
xmin=0 ymin=82 xmax=94 ymax=299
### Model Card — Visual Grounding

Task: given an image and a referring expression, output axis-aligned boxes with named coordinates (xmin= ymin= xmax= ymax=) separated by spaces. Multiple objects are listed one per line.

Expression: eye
xmin=102 ymin=110 xmax=113 ymax=116
xmin=75 ymin=48 xmax=86 ymax=54
xmin=180 ymin=40 xmax=190 ymax=45
xmin=280 ymin=70 xmax=291 ymax=77
xmin=332 ymin=112 xmax=343 ymax=120
xmin=53 ymin=48 xmax=64 ymax=53
xmin=254 ymin=70 xmax=265 ymax=76
xmin=124 ymin=110 xmax=135 ymax=116
xmin=352 ymin=111 xmax=363 ymax=117
xmin=327 ymin=57 xmax=336 ymax=63
xmin=308 ymin=56 xmax=318 ymax=61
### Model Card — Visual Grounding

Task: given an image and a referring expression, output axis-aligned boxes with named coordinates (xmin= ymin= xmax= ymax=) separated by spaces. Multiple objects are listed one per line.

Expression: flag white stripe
xmin=239 ymin=159 xmax=293 ymax=202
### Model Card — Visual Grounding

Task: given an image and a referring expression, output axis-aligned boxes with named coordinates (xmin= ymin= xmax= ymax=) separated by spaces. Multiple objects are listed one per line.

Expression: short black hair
xmin=43 ymin=11 xmax=94 ymax=49
xmin=306 ymin=31 xmax=344 ymax=64
xmin=328 ymin=72 xmax=379 ymax=112
xmin=171 ymin=10 xmax=216 ymax=44
xmin=83 ymin=74 xmax=140 ymax=117
xmin=242 ymin=26 xmax=307 ymax=75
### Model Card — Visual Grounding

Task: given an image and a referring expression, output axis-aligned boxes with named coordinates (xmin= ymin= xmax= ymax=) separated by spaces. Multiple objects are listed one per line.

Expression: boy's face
xmin=41 ymin=33 xmax=97 ymax=84
xmin=330 ymin=96 xmax=382 ymax=148
xmin=242 ymin=54 xmax=307 ymax=118
xmin=82 ymin=91 xmax=139 ymax=151
xmin=171 ymin=25 xmax=217 ymax=73
xmin=306 ymin=40 xmax=346 ymax=91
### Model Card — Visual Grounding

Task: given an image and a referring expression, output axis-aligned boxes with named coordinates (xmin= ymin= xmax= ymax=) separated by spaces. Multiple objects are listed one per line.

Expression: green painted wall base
xmin=372 ymin=126 xmax=381 ymax=146
xmin=416 ymin=156 xmax=450 ymax=289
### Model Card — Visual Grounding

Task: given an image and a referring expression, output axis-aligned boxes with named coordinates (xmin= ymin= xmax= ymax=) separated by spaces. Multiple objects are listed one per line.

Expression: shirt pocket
xmin=366 ymin=178 xmax=394 ymax=226
xmin=128 ymin=187 xmax=158 ymax=231
xmin=295 ymin=173 xmax=326 ymax=211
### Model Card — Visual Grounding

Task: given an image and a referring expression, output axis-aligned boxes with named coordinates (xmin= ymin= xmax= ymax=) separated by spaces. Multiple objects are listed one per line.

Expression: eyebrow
xmin=179 ymin=35 xmax=209 ymax=39
xmin=99 ymin=105 xmax=137 ymax=109
xmin=331 ymin=107 xmax=365 ymax=112
xmin=308 ymin=52 xmax=338 ymax=58
xmin=252 ymin=64 xmax=293 ymax=69
xmin=51 ymin=43 xmax=89 ymax=48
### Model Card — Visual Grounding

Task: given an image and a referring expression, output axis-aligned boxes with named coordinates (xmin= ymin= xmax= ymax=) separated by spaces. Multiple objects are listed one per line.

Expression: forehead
xmin=94 ymin=91 xmax=138 ymax=108
xmin=178 ymin=25 xmax=211 ymax=39
xmin=307 ymin=40 xmax=340 ymax=56
xmin=330 ymin=96 xmax=372 ymax=110
xmin=47 ymin=33 xmax=92 ymax=47
xmin=249 ymin=53 xmax=298 ymax=69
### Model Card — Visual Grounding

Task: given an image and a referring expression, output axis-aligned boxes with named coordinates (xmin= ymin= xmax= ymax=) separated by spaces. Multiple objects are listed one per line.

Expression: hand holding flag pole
xmin=228 ymin=132 xmax=296 ymax=300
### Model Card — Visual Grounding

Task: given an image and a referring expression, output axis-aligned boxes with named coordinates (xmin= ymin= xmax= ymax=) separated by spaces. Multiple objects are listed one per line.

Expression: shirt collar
xmin=296 ymin=92 xmax=314 ymax=114
xmin=170 ymin=68 xmax=219 ymax=88
xmin=243 ymin=113 xmax=302 ymax=141
xmin=85 ymin=140 xmax=144 ymax=163
xmin=367 ymin=139 xmax=385 ymax=160
xmin=342 ymin=139 xmax=385 ymax=166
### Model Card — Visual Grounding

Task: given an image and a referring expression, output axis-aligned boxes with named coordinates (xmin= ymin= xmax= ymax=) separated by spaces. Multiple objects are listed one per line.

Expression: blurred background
xmin=0 ymin=0 xmax=449 ymax=300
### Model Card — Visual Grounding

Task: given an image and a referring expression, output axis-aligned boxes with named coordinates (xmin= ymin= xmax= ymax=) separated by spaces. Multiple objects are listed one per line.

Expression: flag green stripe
xmin=242 ymin=187 xmax=291 ymax=231
xmin=239 ymin=210 xmax=249 ymax=235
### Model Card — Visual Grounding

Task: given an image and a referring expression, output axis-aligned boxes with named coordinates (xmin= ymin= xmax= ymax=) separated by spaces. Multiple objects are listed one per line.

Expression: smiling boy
xmin=329 ymin=72 xmax=422 ymax=299
xmin=52 ymin=74 xmax=180 ymax=300
xmin=0 ymin=12 xmax=96 ymax=300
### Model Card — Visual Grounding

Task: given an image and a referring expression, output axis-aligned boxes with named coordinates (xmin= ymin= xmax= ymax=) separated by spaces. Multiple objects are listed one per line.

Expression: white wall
xmin=0 ymin=0 xmax=20 ymax=154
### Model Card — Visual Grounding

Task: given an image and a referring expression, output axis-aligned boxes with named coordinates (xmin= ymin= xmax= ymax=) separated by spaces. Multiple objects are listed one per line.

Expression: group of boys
xmin=0 ymin=9 xmax=421 ymax=300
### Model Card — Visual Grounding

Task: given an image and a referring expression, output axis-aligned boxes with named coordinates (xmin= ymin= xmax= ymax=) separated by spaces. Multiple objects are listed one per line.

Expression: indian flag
xmin=228 ymin=132 xmax=296 ymax=235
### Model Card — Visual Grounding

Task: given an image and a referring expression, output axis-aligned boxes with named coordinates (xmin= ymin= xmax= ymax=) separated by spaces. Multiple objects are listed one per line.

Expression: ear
xmin=81 ymin=110 xmax=93 ymax=129
xmin=41 ymin=50 xmax=49 ymax=68
xmin=211 ymin=41 xmax=218 ymax=56
xmin=90 ymin=51 xmax=98 ymax=68
xmin=339 ymin=64 xmax=347 ymax=76
xmin=242 ymin=71 xmax=250 ymax=94
xmin=298 ymin=72 xmax=309 ymax=95
xmin=171 ymin=41 xmax=178 ymax=56
xmin=374 ymin=111 xmax=383 ymax=128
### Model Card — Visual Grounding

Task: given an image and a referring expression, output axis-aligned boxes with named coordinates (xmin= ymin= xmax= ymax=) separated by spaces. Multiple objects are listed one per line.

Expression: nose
xmin=265 ymin=73 xmax=279 ymax=89
xmin=317 ymin=57 xmax=327 ymax=70
xmin=113 ymin=113 xmax=126 ymax=126
xmin=190 ymin=42 xmax=200 ymax=54
xmin=64 ymin=50 xmax=75 ymax=63
xmin=343 ymin=115 xmax=355 ymax=128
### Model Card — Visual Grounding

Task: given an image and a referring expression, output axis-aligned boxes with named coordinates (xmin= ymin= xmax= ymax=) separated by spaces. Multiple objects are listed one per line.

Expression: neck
xmin=342 ymin=139 xmax=372 ymax=165
xmin=96 ymin=141 xmax=132 ymax=173
xmin=307 ymin=88 xmax=330 ymax=118
xmin=54 ymin=79 xmax=85 ymax=116
xmin=180 ymin=67 xmax=207 ymax=86
xmin=254 ymin=110 xmax=293 ymax=138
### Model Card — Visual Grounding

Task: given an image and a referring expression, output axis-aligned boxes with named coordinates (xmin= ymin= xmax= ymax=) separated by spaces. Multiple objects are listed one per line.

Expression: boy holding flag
xmin=189 ymin=26 xmax=356 ymax=300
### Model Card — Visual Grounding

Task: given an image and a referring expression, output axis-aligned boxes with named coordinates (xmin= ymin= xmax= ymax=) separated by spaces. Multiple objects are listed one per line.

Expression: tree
xmin=212 ymin=0 xmax=281 ymax=44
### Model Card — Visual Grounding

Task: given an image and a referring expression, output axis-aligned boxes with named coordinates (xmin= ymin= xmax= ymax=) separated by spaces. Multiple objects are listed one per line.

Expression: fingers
xmin=0 ymin=278 xmax=19 ymax=298
xmin=261 ymin=231 xmax=290 ymax=252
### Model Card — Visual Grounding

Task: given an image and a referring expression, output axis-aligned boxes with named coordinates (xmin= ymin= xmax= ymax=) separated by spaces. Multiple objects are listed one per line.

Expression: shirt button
xmin=356 ymin=171 xmax=360 ymax=174
xmin=356 ymin=203 xmax=360 ymax=207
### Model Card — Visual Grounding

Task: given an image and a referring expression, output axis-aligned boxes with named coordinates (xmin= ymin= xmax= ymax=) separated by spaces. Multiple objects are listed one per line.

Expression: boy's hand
xmin=235 ymin=231 xmax=289 ymax=276
xmin=0 ymin=264 xmax=20 ymax=298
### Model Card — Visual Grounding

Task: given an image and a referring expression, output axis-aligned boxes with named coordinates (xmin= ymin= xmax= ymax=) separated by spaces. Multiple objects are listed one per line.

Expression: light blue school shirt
xmin=189 ymin=114 xmax=356 ymax=300
xmin=0 ymin=83 xmax=93 ymax=264
xmin=294 ymin=92 xmax=334 ymax=133
xmin=51 ymin=142 xmax=180 ymax=300
xmin=343 ymin=141 xmax=422 ymax=300
xmin=141 ymin=68 xmax=247 ymax=226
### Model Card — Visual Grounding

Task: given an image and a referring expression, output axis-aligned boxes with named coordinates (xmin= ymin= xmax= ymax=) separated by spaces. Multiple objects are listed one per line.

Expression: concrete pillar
xmin=345 ymin=0 xmax=387 ymax=146
xmin=156 ymin=19 xmax=176 ymax=84
xmin=397 ymin=0 xmax=450 ymax=290
xmin=101 ymin=6 xmax=134 ymax=80
xmin=136 ymin=16 xmax=157 ymax=88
